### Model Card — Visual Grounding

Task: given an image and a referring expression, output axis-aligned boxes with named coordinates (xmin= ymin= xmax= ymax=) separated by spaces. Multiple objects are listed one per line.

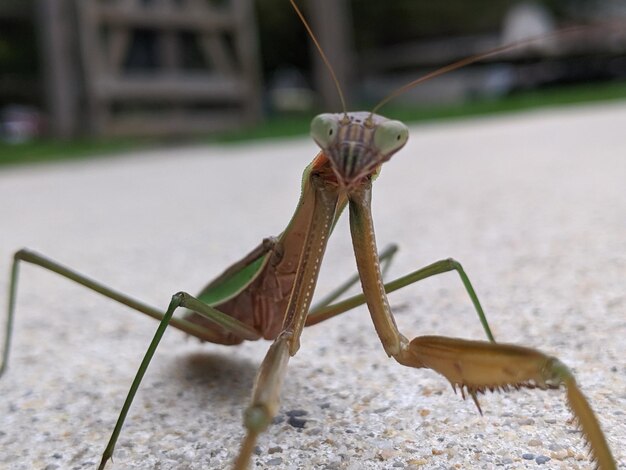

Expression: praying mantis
xmin=1 ymin=1 xmax=622 ymax=469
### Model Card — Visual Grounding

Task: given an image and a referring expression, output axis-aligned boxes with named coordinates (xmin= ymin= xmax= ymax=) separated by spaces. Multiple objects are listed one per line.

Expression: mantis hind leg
xmin=1 ymin=249 xmax=261 ymax=376
xmin=1 ymin=249 xmax=265 ymax=467
xmin=306 ymin=257 xmax=496 ymax=343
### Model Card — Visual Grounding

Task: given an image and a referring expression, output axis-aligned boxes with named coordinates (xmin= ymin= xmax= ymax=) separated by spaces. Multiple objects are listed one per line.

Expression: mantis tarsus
xmin=1 ymin=2 xmax=620 ymax=469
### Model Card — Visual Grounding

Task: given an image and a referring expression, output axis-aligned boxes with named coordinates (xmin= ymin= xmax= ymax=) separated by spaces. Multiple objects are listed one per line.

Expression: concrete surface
xmin=0 ymin=103 xmax=625 ymax=470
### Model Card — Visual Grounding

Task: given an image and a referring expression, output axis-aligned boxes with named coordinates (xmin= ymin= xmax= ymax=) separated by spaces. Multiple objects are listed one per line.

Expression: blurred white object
xmin=0 ymin=105 xmax=45 ymax=143
xmin=502 ymin=2 xmax=557 ymax=52
xmin=268 ymin=68 xmax=315 ymax=113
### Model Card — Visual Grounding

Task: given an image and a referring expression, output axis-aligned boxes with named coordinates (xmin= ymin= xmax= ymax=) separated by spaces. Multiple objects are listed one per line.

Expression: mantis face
xmin=310 ymin=112 xmax=409 ymax=190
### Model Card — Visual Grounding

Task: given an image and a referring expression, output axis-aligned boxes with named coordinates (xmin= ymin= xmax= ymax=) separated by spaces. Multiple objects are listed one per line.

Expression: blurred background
xmin=0 ymin=0 xmax=625 ymax=164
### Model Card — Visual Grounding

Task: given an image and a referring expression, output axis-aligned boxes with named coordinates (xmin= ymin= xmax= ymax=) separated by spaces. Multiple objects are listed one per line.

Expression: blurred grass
xmin=1 ymin=80 xmax=626 ymax=168
xmin=0 ymin=139 xmax=141 ymax=167
xmin=217 ymin=81 xmax=626 ymax=141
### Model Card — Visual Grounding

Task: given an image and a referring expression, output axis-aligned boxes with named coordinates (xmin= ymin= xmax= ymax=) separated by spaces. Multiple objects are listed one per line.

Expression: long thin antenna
xmin=370 ymin=25 xmax=590 ymax=116
xmin=289 ymin=0 xmax=348 ymax=116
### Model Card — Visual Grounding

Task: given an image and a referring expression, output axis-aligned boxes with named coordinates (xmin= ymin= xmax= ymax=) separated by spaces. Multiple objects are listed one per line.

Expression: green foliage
xmin=0 ymin=139 xmax=141 ymax=167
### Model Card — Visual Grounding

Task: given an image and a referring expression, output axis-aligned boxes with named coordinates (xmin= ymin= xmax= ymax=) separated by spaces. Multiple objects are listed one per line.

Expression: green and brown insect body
xmin=184 ymin=111 xmax=408 ymax=347
xmin=1 ymin=0 xmax=618 ymax=468
xmin=184 ymin=153 xmax=342 ymax=345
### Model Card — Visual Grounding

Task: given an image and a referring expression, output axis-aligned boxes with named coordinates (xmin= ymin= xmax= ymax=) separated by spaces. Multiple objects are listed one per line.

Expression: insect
xmin=1 ymin=1 xmax=620 ymax=469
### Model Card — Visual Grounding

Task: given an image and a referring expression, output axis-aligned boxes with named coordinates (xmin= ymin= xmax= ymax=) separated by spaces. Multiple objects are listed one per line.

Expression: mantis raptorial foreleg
xmin=233 ymin=333 xmax=291 ymax=470
xmin=347 ymin=180 xmax=616 ymax=468
xmin=232 ymin=174 xmax=339 ymax=469
xmin=403 ymin=336 xmax=615 ymax=469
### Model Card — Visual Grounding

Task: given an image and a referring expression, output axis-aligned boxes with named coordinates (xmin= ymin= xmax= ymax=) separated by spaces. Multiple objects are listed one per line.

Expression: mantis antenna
xmin=370 ymin=25 xmax=592 ymax=117
xmin=289 ymin=0 xmax=349 ymax=118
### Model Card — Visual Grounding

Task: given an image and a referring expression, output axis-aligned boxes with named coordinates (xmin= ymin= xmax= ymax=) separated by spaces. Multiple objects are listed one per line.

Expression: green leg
xmin=309 ymin=243 xmax=398 ymax=313
xmin=1 ymin=256 xmax=19 ymax=377
xmin=1 ymin=249 xmax=260 ymax=377
xmin=98 ymin=290 xmax=227 ymax=470
xmin=306 ymin=257 xmax=495 ymax=342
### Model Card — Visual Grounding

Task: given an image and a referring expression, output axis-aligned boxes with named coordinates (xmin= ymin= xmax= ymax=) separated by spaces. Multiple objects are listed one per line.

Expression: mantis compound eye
xmin=310 ymin=114 xmax=339 ymax=149
xmin=373 ymin=120 xmax=409 ymax=155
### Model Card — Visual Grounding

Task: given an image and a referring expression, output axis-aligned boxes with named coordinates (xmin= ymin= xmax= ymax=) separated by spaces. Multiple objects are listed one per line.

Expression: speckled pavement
xmin=1 ymin=102 xmax=625 ymax=470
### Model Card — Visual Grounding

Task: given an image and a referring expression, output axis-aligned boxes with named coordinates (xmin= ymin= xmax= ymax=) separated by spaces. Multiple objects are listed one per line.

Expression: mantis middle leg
xmin=307 ymin=256 xmax=495 ymax=342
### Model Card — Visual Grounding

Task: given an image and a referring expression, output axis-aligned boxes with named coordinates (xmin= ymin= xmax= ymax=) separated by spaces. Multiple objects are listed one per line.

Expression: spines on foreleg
xmin=404 ymin=336 xmax=615 ymax=469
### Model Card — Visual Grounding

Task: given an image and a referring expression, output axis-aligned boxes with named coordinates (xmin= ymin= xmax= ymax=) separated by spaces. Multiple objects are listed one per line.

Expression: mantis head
xmin=310 ymin=112 xmax=409 ymax=189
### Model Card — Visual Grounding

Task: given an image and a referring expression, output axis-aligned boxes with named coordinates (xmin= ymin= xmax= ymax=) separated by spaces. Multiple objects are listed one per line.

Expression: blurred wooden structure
xmin=9 ymin=0 xmax=261 ymax=138
xmin=306 ymin=0 xmax=354 ymax=112
xmin=7 ymin=0 xmax=625 ymax=138
xmin=37 ymin=0 xmax=80 ymax=139
xmin=76 ymin=0 xmax=261 ymax=136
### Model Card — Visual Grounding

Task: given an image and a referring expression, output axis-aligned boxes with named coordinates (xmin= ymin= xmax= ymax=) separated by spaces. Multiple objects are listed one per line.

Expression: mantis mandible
xmin=0 ymin=1 xmax=618 ymax=469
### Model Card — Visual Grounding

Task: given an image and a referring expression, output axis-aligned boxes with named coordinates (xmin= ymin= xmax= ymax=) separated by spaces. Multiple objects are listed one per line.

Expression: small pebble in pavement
xmin=536 ymin=455 xmax=551 ymax=464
